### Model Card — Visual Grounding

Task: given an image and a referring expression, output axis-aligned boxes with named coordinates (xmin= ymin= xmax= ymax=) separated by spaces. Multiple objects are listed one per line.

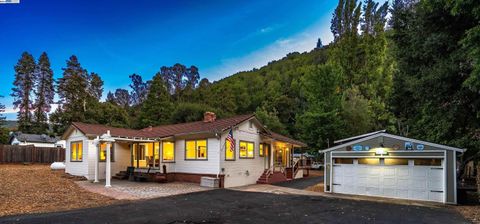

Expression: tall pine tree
xmin=138 ymin=73 xmax=173 ymax=127
xmin=11 ymin=52 xmax=36 ymax=132
xmin=33 ymin=52 xmax=55 ymax=133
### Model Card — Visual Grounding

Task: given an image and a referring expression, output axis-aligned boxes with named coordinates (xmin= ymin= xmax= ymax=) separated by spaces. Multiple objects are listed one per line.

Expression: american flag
xmin=226 ymin=129 xmax=235 ymax=152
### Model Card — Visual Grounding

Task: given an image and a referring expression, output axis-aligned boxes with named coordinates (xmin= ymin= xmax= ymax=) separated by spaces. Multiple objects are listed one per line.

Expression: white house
xmin=62 ymin=113 xmax=307 ymax=188
xmin=9 ymin=133 xmax=61 ymax=148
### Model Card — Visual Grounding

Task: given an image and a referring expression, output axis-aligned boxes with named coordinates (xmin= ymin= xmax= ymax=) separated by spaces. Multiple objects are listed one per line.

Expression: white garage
xmin=322 ymin=131 xmax=465 ymax=204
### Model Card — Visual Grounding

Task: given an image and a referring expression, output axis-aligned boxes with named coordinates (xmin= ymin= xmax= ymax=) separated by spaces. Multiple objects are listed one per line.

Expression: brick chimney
xmin=203 ymin=111 xmax=216 ymax=123
xmin=147 ymin=126 xmax=153 ymax=131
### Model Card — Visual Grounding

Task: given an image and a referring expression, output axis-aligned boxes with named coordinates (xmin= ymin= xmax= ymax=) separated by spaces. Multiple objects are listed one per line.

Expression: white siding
xmin=65 ymin=129 xmax=89 ymax=178
xmin=96 ymin=142 xmax=131 ymax=179
xmin=171 ymin=138 xmax=220 ymax=175
xmin=221 ymin=120 xmax=266 ymax=188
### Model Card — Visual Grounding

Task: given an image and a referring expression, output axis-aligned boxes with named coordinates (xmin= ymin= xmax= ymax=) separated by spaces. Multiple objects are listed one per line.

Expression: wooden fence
xmin=0 ymin=145 xmax=65 ymax=163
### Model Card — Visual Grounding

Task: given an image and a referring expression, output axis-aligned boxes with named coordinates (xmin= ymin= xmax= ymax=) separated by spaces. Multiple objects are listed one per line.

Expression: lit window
xmin=239 ymin=141 xmax=254 ymax=159
xmin=225 ymin=139 xmax=235 ymax=161
xmin=259 ymin=143 xmax=269 ymax=157
xmin=99 ymin=143 xmax=114 ymax=162
xmin=185 ymin=140 xmax=208 ymax=160
xmin=358 ymin=158 xmax=380 ymax=165
xmin=162 ymin=141 xmax=175 ymax=162
xmin=333 ymin=158 xmax=353 ymax=164
xmin=70 ymin=141 xmax=83 ymax=162
xmin=384 ymin=158 xmax=408 ymax=165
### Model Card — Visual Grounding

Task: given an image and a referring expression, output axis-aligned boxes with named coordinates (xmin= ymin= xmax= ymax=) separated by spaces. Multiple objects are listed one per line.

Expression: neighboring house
xmin=321 ymin=130 xmax=466 ymax=204
xmin=9 ymin=132 xmax=61 ymax=148
xmin=61 ymin=113 xmax=307 ymax=188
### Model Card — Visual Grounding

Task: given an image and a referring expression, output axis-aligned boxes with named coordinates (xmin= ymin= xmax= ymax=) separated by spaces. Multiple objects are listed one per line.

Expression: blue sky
xmin=0 ymin=0 xmax=338 ymax=120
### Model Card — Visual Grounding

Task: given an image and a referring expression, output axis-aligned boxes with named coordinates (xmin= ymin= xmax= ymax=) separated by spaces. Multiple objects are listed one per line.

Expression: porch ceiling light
xmin=374 ymin=148 xmax=388 ymax=155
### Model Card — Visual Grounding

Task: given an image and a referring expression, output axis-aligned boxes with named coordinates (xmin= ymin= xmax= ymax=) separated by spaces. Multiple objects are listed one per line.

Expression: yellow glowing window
xmin=358 ymin=158 xmax=380 ymax=165
xmin=70 ymin=141 xmax=83 ymax=161
xmin=154 ymin=142 xmax=160 ymax=161
xmin=259 ymin=143 xmax=268 ymax=157
xmin=185 ymin=140 xmax=207 ymax=160
xmin=239 ymin=141 xmax=254 ymax=159
xmin=384 ymin=158 xmax=408 ymax=165
xmin=162 ymin=141 xmax=175 ymax=162
xmin=99 ymin=143 xmax=114 ymax=162
xmin=333 ymin=158 xmax=353 ymax=164
xmin=225 ymin=139 xmax=235 ymax=161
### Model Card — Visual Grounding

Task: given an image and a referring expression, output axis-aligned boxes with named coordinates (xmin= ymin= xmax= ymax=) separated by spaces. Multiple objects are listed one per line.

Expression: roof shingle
xmin=69 ymin=114 xmax=306 ymax=147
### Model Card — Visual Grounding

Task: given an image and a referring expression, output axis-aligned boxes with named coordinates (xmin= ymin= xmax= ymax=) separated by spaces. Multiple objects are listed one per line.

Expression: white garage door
xmin=332 ymin=159 xmax=444 ymax=202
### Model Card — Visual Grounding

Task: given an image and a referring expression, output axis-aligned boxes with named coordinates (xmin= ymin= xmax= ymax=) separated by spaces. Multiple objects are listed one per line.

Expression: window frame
xmin=70 ymin=141 xmax=83 ymax=162
xmin=239 ymin=140 xmax=255 ymax=159
xmin=225 ymin=138 xmax=236 ymax=161
xmin=259 ymin=143 xmax=269 ymax=157
xmin=162 ymin=141 xmax=175 ymax=163
xmin=99 ymin=142 xmax=115 ymax=162
xmin=184 ymin=139 xmax=208 ymax=161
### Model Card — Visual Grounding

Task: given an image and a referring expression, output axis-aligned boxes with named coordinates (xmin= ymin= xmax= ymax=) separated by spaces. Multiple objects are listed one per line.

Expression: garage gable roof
xmin=320 ymin=132 xmax=466 ymax=153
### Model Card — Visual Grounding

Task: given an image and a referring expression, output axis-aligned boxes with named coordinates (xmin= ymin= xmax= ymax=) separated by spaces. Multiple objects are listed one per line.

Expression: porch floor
xmin=76 ymin=179 xmax=211 ymax=200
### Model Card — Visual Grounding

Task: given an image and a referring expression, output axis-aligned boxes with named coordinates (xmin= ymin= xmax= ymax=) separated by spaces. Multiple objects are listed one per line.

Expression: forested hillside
xmin=6 ymin=0 xmax=480 ymax=167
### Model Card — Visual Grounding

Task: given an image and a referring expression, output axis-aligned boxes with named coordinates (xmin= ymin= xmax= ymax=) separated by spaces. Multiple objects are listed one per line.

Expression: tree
xmin=108 ymin=88 xmax=130 ymax=109
xmin=88 ymin=72 xmax=103 ymax=101
xmin=0 ymin=96 xmax=7 ymax=144
xmin=255 ymin=106 xmax=287 ymax=135
xmin=53 ymin=55 xmax=104 ymax=133
xmin=137 ymin=74 xmax=173 ymax=127
xmin=11 ymin=52 xmax=36 ymax=132
xmin=170 ymin=102 xmax=219 ymax=124
xmin=389 ymin=0 xmax=480 ymax=177
xmin=32 ymin=52 xmax=55 ymax=133
xmin=316 ymin=38 xmax=323 ymax=49
xmin=296 ymin=64 xmax=344 ymax=150
xmin=159 ymin=64 xmax=200 ymax=100
xmin=129 ymin=73 xmax=149 ymax=106
xmin=0 ymin=95 xmax=6 ymax=126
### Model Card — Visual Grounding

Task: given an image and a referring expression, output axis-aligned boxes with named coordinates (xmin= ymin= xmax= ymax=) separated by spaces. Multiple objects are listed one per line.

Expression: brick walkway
xmin=76 ymin=180 xmax=211 ymax=200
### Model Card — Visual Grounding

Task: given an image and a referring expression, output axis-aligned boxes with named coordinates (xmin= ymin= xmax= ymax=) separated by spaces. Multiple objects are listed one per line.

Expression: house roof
xmin=65 ymin=114 xmax=306 ymax=147
xmin=320 ymin=132 xmax=466 ymax=153
xmin=10 ymin=133 xmax=59 ymax=144
xmin=139 ymin=114 xmax=256 ymax=138
xmin=268 ymin=132 xmax=307 ymax=147
xmin=333 ymin=130 xmax=386 ymax=144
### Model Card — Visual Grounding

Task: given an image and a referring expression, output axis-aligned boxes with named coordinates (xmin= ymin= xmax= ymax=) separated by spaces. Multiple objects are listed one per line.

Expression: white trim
xmin=323 ymin=152 xmax=327 ymax=192
xmin=334 ymin=130 xmax=386 ymax=144
xmin=453 ymin=151 xmax=457 ymax=204
xmin=331 ymin=155 xmax=445 ymax=159
xmin=329 ymin=152 xmax=333 ymax=193
xmin=331 ymin=150 xmax=446 ymax=154
xmin=320 ymin=133 xmax=465 ymax=153
xmin=443 ymin=151 xmax=447 ymax=203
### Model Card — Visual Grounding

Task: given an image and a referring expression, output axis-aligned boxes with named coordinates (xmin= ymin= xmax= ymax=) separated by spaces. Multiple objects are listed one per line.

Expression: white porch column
xmin=94 ymin=136 xmax=100 ymax=183
xmin=101 ymin=130 xmax=115 ymax=188
xmin=105 ymin=141 xmax=111 ymax=187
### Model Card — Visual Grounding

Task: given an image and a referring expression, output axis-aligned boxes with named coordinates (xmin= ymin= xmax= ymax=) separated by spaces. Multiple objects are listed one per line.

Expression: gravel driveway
xmin=0 ymin=189 xmax=468 ymax=224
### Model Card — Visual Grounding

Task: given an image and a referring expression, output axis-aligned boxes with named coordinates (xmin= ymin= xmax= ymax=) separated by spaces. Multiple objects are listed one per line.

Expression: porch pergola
xmin=93 ymin=130 xmax=157 ymax=188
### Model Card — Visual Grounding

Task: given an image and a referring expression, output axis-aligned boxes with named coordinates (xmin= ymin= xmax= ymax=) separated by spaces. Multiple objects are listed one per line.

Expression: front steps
xmin=256 ymin=170 xmax=288 ymax=184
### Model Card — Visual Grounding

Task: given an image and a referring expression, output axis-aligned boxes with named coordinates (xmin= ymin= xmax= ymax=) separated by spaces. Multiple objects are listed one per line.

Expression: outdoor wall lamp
xmin=374 ymin=148 xmax=388 ymax=155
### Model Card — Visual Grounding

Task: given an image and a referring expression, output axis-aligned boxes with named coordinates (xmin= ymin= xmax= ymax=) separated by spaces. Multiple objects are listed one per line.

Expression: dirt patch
xmin=454 ymin=205 xmax=480 ymax=224
xmin=305 ymin=183 xmax=324 ymax=192
xmin=0 ymin=164 xmax=120 ymax=217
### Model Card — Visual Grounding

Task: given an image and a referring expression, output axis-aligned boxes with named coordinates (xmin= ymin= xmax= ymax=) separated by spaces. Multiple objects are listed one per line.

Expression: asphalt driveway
xmin=273 ymin=175 xmax=323 ymax=189
xmin=0 ymin=189 xmax=468 ymax=224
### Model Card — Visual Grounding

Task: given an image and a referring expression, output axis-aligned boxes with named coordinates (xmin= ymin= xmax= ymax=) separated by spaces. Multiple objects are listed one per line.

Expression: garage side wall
xmin=446 ymin=150 xmax=455 ymax=204
xmin=324 ymin=151 xmax=331 ymax=192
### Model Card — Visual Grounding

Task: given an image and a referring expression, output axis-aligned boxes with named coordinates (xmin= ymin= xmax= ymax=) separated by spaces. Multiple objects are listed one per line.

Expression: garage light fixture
xmin=374 ymin=148 xmax=388 ymax=155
